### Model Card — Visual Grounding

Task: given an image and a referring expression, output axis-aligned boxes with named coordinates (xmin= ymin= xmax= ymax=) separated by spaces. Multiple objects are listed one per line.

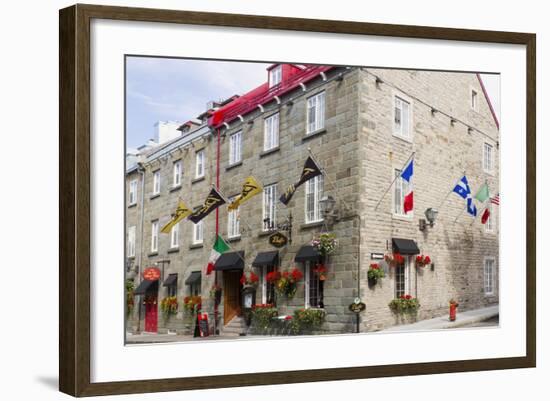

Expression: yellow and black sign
xmin=279 ymin=156 xmax=322 ymax=205
xmin=268 ymin=231 xmax=288 ymax=248
xmin=228 ymin=176 xmax=263 ymax=211
xmin=188 ymin=188 xmax=226 ymax=224
xmin=161 ymin=200 xmax=192 ymax=233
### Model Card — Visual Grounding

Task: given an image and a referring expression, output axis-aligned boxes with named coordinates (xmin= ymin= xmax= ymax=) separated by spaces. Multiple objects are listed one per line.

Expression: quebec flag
xmin=453 ymin=175 xmax=477 ymax=217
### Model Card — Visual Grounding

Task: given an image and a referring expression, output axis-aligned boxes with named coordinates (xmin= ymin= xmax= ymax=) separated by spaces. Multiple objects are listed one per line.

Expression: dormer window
xmin=269 ymin=65 xmax=282 ymax=88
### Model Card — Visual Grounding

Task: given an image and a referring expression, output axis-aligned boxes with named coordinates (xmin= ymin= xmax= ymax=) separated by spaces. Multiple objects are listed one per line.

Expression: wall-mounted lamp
xmin=320 ymin=194 xmax=339 ymax=226
xmin=419 ymin=207 xmax=438 ymax=231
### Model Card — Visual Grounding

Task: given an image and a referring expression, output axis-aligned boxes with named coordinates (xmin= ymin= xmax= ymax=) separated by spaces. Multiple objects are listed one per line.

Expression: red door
xmin=144 ymin=295 xmax=158 ymax=332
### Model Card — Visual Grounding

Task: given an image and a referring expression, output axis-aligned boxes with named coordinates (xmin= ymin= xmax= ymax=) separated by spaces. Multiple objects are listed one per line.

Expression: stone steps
xmin=222 ymin=316 xmax=247 ymax=336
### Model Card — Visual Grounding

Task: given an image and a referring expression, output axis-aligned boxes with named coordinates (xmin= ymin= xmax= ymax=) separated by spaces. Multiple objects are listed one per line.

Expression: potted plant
xmin=388 ymin=294 xmax=420 ymax=315
xmin=159 ymin=296 xmax=178 ymax=321
xmin=240 ymin=271 xmax=259 ymax=288
xmin=249 ymin=304 xmax=278 ymax=334
xmin=209 ymin=284 xmax=222 ymax=305
xmin=275 ymin=267 xmax=303 ymax=298
xmin=290 ymin=308 xmax=326 ymax=335
xmin=311 ymin=232 xmax=338 ymax=257
xmin=367 ymin=263 xmax=385 ymax=287
xmin=415 ymin=254 xmax=432 ymax=268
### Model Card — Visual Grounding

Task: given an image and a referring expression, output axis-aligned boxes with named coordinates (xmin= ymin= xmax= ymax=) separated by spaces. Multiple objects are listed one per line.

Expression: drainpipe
xmin=136 ymin=162 xmax=146 ymax=334
xmin=214 ymin=127 xmax=221 ymax=335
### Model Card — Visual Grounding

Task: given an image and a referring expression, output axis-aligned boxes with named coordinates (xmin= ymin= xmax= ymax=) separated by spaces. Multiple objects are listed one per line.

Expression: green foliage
xmin=389 ymin=296 xmax=420 ymax=314
xmin=250 ymin=305 xmax=278 ymax=333
xmin=290 ymin=308 xmax=326 ymax=334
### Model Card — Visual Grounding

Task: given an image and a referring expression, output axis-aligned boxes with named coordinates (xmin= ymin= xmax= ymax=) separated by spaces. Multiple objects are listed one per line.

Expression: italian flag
xmin=206 ymin=235 xmax=230 ymax=275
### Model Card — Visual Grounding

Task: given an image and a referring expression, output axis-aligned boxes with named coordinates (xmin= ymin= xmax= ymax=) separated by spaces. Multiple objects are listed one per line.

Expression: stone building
xmin=125 ymin=63 xmax=499 ymax=336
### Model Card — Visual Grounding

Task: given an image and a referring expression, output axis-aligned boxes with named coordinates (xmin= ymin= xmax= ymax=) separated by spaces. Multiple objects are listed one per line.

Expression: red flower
xmin=266 ymin=271 xmax=281 ymax=283
xmin=284 ymin=315 xmax=292 ymax=320
xmin=405 ymin=295 xmax=412 ymax=300
xmin=369 ymin=263 xmax=379 ymax=270
xmin=416 ymin=255 xmax=423 ymax=263
xmin=290 ymin=267 xmax=303 ymax=282
xmin=424 ymin=256 xmax=431 ymax=264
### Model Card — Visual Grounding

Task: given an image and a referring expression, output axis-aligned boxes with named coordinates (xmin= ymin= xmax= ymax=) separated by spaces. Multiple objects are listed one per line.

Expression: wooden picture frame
xmin=59 ymin=3 xmax=536 ymax=397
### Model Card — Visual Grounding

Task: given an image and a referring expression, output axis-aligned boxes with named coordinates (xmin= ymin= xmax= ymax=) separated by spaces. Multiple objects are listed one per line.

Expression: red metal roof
xmin=208 ymin=64 xmax=334 ymax=128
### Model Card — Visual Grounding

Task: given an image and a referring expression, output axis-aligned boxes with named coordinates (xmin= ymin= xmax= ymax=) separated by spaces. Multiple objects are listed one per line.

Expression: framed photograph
xmin=59 ymin=4 xmax=536 ymax=397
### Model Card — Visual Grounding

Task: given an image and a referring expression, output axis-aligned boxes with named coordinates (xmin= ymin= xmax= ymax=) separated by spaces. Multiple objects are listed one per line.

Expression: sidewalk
xmin=382 ymin=305 xmax=499 ymax=332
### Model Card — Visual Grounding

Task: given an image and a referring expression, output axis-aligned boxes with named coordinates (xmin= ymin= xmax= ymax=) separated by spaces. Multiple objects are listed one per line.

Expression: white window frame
xmin=172 ymin=160 xmax=182 ymax=187
xmin=152 ymin=170 xmax=161 ymax=195
xmin=393 ymin=94 xmax=412 ymax=141
xmin=262 ymin=184 xmax=277 ymax=231
xmin=229 ymin=131 xmax=242 ymax=165
xmin=483 ymin=142 xmax=494 ymax=174
xmin=264 ymin=113 xmax=280 ymax=151
xmin=151 ymin=220 xmax=159 ymax=253
xmin=392 ymin=168 xmax=413 ymax=218
xmin=484 ymin=257 xmax=496 ymax=296
xmin=305 ymin=175 xmax=324 ymax=223
xmin=304 ymin=261 xmax=322 ymax=309
xmin=127 ymin=226 xmax=136 ymax=257
xmin=261 ymin=266 xmax=268 ymax=304
xmin=128 ymin=179 xmax=138 ymax=205
xmin=394 ymin=257 xmax=411 ymax=298
xmin=227 ymin=197 xmax=240 ymax=239
xmin=193 ymin=220 xmax=203 ymax=245
xmin=306 ymin=91 xmax=326 ymax=135
xmin=470 ymin=87 xmax=479 ymax=111
xmin=195 ymin=149 xmax=205 ymax=178
xmin=269 ymin=65 xmax=282 ymax=87
xmin=170 ymin=222 xmax=179 ymax=249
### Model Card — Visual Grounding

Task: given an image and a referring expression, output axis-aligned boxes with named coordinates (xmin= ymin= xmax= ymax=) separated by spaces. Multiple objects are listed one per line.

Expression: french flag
xmin=401 ymin=159 xmax=414 ymax=214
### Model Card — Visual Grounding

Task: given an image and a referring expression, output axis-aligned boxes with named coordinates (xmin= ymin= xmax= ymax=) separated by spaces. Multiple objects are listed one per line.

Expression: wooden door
xmin=223 ymin=270 xmax=242 ymax=325
xmin=144 ymin=295 xmax=158 ymax=332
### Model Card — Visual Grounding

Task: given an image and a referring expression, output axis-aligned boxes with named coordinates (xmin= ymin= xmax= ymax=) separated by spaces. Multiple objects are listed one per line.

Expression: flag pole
xmin=373 ymin=151 xmax=415 ymax=212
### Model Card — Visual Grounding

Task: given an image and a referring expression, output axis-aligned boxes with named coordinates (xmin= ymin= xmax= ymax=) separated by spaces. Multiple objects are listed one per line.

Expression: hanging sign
xmin=198 ymin=313 xmax=209 ymax=337
xmin=348 ymin=298 xmax=366 ymax=313
xmin=269 ymin=231 xmax=288 ymax=248
xmin=143 ymin=267 xmax=161 ymax=281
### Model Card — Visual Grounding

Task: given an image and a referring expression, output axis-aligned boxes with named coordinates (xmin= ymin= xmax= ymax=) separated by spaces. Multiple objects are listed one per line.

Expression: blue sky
xmin=126 ymin=57 xmax=500 ymax=150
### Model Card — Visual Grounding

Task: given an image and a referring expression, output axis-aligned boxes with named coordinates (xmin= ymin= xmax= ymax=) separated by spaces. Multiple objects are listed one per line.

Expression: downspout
xmin=214 ymin=127 xmax=221 ymax=335
xmin=136 ymin=162 xmax=146 ymax=334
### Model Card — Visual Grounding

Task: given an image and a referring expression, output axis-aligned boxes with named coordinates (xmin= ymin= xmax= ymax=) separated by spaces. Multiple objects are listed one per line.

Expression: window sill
xmin=150 ymin=193 xmax=161 ymax=200
xmin=169 ymin=185 xmax=182 ymax=192
xmin=225 ymin=161 xmax=242 ymax=171
xmin=167 ymin=247 xmax=180 ymax=254
xmin=258 ymin=230 xmax=275 ymax=238
xmin=147 ymin=252 xmax=158 ymax=257
xmin=392 ymin=213 xmax=414 ymax=222
xmin=128 ymin=203 xmax=137 ymax=208
xmin=259 ymin=147 xmax=280 ymax=158
xmin=302 ymin=128 xmax=326 ymax=142
xmin=189 ymin=243 xmax=204 ymax=250
xmin=300 ymin=221 xmax=324 ymax=230
xmin=191 ymin=176 xmax=205 ymax=185
xmin=227 ymin=235 xmax=241 ymax=243
xmin=392 ymin=133 xmax=413 ymax=143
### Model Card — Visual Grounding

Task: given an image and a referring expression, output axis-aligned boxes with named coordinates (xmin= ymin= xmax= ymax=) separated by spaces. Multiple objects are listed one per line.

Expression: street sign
xmin=371 ymin=252 xmax=385 ymax=260
xmin=269 ymin=231 xmax=288 ymax=248
xmin=348 ymin=302 xmax=366 ymax=313
xmin=143 ymin=267 xmax=161 ymax=281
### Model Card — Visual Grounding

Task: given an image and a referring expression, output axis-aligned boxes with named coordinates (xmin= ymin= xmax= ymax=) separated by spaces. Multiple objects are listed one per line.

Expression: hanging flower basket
xmin=367 ymin=263 xmax=385 ymax=286
xmin=160 ymin=296 xmax=178 ymax=320
xmin=415 ymin=255 xmax=431 ymax=268
xmin=240 ymin=271 xmax=259 ymax=287
xmin=275 ymin=267 xmax=303 ymax=298
xmin=183 ymin=296 xmax=201 ymax=313
xmin=384 ymin=252 xmax=405 ymax=266
xmin=311 ymin=233 xmax=338 ymax=257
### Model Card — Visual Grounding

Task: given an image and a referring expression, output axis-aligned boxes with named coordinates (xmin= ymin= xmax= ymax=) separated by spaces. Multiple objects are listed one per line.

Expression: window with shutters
xmin=151 ymin=220 xmax=159 ymax=252
xmin=262 ymin=184 xmax=277 ymax=231
xmin=152 ymin=170 xmax=161 ymax=195
xmin=264 ymin=113 xmax=280 ymax=151
xmin=127 ymin=226 xmax=136 ymax=257
xmin=172 ymin=160 xmax=182 ymax=187
xmin=305 ymin=175 xmax=324 ymax=223
xmin=170 ymin=223 xmax=179 ymax=249
xmin=393 ymin=95 xmax=411 ymax=140
xmin=484 ymin=257 xmax=496 ymax=295
xmin=306 ymin=92 xmax=325 ymax=134
xmin=229 ymin=131 xmax=242 ymax=165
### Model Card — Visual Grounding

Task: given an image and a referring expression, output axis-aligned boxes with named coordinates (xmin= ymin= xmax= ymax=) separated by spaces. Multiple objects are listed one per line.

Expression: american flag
xmin=491 ymin=193 xmax=500 ymax=205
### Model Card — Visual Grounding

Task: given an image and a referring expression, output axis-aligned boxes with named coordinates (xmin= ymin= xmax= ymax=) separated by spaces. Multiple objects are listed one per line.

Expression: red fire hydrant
xmin=449 ymin=300 xmax=459 ymax=322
